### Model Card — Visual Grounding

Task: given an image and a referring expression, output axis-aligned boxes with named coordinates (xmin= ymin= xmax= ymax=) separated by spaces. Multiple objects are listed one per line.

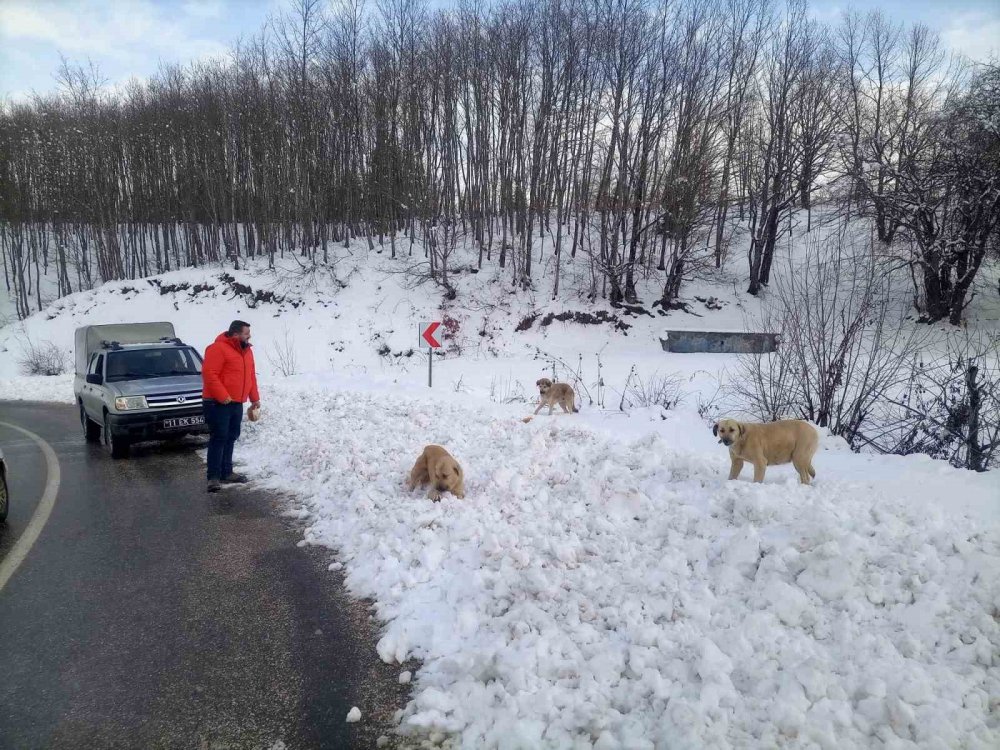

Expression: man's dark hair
xmin=227 ymin=319 xmax=250 ymax=336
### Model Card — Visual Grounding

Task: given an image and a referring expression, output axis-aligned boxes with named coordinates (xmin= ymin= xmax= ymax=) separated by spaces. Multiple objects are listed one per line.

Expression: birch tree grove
xmin=0 ymin=0 xmax=995 ymax=323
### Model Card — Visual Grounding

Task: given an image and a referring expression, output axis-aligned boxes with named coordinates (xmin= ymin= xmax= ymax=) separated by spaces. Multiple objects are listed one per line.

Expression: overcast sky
xmin=1 ymin=0 xmax=997 ymax=103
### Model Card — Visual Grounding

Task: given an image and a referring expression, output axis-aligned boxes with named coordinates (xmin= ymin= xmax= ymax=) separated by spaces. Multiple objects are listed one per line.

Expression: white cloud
xmin=808 ymin=4 xmax=844 ymax=25
xmin=182 ymin=0 xmax=226 ymax=20
xmin=942 ymin=12 xmax=1000 ymax=64
xmin=0 ymin=0 xmax=229 ymax=65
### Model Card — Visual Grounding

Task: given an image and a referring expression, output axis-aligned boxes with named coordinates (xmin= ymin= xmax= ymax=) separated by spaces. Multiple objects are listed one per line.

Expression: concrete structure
xmin=660 ymin=330 xmax=779 ymax=354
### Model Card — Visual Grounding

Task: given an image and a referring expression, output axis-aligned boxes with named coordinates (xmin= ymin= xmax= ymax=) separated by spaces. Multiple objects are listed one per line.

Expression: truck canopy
xmin=75 ymin=322 xmax=176 ymax=375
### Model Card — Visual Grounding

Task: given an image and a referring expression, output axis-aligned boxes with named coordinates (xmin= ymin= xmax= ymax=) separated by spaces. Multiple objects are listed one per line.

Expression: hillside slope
xmin=1 ymin=219 xmax=998 ymax=748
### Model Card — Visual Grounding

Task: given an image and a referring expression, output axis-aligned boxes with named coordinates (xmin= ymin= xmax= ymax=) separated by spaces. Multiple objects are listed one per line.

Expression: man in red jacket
xmin=202 ymin=320 xmax=261 ymax=492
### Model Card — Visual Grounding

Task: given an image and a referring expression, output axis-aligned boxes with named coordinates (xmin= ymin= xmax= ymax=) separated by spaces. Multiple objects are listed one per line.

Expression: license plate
xmin=163 ymin=415 xmax=205 ymax=429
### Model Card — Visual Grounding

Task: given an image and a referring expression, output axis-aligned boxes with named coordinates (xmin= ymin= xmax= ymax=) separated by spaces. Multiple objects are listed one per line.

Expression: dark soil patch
xmin=218 ymin=273 xmax=302 ymax=309
xmin=515 ymin=313 xmax=539 ymax=332
xmin=516 ymin=309 xmax=632 ymax=333
xmin=694 ymin=295 xmax=725 ymax=311
xmin=145 ymin=274 xmax=303 ymax=309
xmin=154 ymin=281 xmax=191 ymax=295
xmin=610 ymin=301 xmax=655 ymax=318
xmin=651 ymin=299 xmax=702 ymax=317
xmin=539 ymin=310 xmax=632 ymax=333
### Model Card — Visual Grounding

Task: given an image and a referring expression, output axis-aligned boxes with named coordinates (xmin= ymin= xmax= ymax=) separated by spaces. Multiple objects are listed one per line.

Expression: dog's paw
xmin=428 ymin=490 xmax=442 ymax=502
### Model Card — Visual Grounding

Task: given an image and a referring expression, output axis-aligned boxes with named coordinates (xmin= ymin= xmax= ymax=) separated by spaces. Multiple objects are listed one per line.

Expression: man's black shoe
xmin=207 ymin=479 xmax=221 ymax=493
xmin=221 ymin=473 xmax=249 ymax=484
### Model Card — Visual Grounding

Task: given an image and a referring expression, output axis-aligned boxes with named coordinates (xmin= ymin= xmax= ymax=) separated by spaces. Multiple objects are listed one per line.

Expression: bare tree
xmin=711 ymin=0 xmax=770 ymax=267
xmin=744 ymin=0 xmax=809 ymax=295
xmin=854 ymin=59 xmax=998 ymax=324
xmin=0 ymin=0 xmax=994 ymax=323
xmin=734 ymin=226 xmax=924 ymax=444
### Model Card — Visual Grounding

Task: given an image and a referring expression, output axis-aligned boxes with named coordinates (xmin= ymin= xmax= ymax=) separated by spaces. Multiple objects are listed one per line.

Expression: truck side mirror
xmin=86 ymin=373 xmax=103 ymax=385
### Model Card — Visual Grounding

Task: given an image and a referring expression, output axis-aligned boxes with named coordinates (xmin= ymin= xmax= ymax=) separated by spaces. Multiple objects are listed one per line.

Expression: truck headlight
xmin=115 ymin=396 xmax=148 ymax=410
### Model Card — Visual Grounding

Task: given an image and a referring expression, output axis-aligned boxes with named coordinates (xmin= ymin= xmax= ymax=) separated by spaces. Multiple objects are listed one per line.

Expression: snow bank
xmin=239 ymin=383 xmax=1000 ymax=749
xmin=0 ymin=374 xmax=75 ymax=403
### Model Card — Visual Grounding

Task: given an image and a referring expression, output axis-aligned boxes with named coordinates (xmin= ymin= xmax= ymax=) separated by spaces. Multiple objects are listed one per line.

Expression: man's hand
xmin=251 ymin=401 xmax=261 ymax=409
xmin=221 ymin=397 xmax=233 ymax=405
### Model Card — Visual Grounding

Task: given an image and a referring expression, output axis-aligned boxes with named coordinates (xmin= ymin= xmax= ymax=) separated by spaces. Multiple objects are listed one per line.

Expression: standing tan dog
xmin=407 ymin=445 xmax=466 ymax=501
xmin=713 ymin=418 xmax=818 ymax=485
xmin=535 ymin=378 xmax=578 ymax=415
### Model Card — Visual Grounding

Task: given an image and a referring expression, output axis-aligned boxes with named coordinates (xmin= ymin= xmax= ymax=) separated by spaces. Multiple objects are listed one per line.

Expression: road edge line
xmin=0 ymin=420 xmax=61 ymax=592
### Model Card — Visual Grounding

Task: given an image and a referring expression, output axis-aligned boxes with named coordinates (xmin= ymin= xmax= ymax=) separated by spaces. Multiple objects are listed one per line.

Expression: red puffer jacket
xmin=202 ymin=332 xmax=260 ymax=404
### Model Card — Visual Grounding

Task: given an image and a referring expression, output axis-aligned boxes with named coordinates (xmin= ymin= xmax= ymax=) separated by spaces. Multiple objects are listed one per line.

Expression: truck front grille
xmin=146 ymin=390 xmax=204 ymax=410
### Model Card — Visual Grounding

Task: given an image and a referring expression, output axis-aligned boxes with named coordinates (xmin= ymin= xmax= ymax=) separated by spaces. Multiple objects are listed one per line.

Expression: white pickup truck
xmin=74 ymin=322 xmax=208 ymax=458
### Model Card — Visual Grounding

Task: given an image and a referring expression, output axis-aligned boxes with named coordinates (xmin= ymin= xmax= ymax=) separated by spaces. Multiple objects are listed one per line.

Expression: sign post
xmin=418 ymin=321 xmax=442 ymax=387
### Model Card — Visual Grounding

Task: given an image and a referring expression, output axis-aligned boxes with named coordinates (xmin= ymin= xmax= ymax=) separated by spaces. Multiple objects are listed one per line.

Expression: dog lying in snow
xmin=713 ymin=418 xmax=818 ymax=485
xmin=534 ymin=378 xmax=579 ymax=415
xmin=407 ymin=445 xmax=466 ymax=501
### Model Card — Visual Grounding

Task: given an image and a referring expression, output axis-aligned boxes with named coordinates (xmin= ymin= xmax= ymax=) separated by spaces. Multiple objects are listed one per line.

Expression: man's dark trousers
xmin=204 ymin=399 xmax=243 ymax=480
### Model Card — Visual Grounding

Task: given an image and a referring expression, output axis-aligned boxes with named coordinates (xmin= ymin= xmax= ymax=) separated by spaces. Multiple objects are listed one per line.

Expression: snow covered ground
xmin=235 ymin=379 xmax=998 ymax=749
xmin=1 ymin=216 xmax=998 ymax=748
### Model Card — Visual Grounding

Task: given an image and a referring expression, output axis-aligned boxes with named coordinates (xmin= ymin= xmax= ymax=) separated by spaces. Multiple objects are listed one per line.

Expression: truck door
xmin=84 ymin=353 xmax=105 ymax=417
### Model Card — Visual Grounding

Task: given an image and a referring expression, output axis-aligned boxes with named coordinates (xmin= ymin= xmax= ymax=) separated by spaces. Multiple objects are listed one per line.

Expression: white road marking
xmin=0 ymin=420 xmax=61 ymax=592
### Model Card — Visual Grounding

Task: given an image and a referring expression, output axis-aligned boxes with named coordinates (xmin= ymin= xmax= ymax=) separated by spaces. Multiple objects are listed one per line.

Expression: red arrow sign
xmin=421 ymin=321 xmax=442 ymax=348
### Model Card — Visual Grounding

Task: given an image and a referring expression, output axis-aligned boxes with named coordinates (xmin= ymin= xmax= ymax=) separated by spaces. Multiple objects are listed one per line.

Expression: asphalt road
xmin=0 ymin=401 xmax=413 ymax=750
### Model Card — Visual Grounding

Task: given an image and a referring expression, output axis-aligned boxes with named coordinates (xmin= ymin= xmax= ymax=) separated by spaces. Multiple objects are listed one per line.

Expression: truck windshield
xmin=106 ymin=347 xmax=202 ymax=381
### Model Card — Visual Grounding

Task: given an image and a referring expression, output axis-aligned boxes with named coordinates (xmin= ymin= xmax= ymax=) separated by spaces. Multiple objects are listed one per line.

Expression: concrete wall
xmin=659 ymin=330 xmax=779 ymax=354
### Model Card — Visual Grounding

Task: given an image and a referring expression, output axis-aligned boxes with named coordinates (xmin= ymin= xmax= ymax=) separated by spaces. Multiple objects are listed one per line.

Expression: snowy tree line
xmin=0 ymin=0 xmax=997 ymax=322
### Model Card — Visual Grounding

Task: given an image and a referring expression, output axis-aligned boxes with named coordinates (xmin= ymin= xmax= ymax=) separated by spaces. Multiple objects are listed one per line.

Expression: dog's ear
xmin=453 ymin=466 xmax=460 ymax=475
xmin=738 ymin=423 xmax=746 ymax=438
xmin=712 ymin=423 xmax=719 ymax=437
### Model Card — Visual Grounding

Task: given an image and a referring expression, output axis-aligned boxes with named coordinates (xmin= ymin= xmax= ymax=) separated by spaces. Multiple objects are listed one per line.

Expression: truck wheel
xmin=81 ymin=404 xmax=101 ymax=443
xmin=0 ymin=471 xmax=8 ymax=523
xmin=103 ymin=413 xmax=130 ymax=459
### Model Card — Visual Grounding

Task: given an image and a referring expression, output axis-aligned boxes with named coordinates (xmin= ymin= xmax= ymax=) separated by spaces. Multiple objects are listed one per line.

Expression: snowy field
xmin=1 ymin=219 xmax=999 ymax=748
xmin=236 ymin=380 xmax=999 ymax=749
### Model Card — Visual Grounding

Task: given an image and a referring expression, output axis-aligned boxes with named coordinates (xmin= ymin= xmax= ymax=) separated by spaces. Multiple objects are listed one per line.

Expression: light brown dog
xmin=407 ymin=445 xmax=466 ymax=501
xmin=713 ymin=418 xmax=818 ymax=485
xmin=535 ymin=378 xmax=578 ymax=415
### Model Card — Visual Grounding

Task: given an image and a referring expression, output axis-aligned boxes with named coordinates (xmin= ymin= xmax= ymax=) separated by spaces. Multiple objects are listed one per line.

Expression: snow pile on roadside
xmin=240 ymin=383 xmax=1000 ymax=749
xmin=0 ymin=374 xmax=75 ymax=403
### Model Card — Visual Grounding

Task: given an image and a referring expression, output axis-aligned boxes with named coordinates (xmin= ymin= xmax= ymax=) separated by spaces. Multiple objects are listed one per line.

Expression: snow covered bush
xmin=620 ymin=367 xmax=685 ymax=411
xmin=733 ymin=229 xmax=922 ymax=445
xmin=489 ymin=375 xmax=531 ymax=405
xmin=441 ymin=315 xmax=462 ymax=354
xmin=870 ymin=333 xmax=1000 ymax=471
xmin=266 ymin=327 xmax=298 ymax=377
xmin=18 ymin=337 xmax=68 ymax=376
